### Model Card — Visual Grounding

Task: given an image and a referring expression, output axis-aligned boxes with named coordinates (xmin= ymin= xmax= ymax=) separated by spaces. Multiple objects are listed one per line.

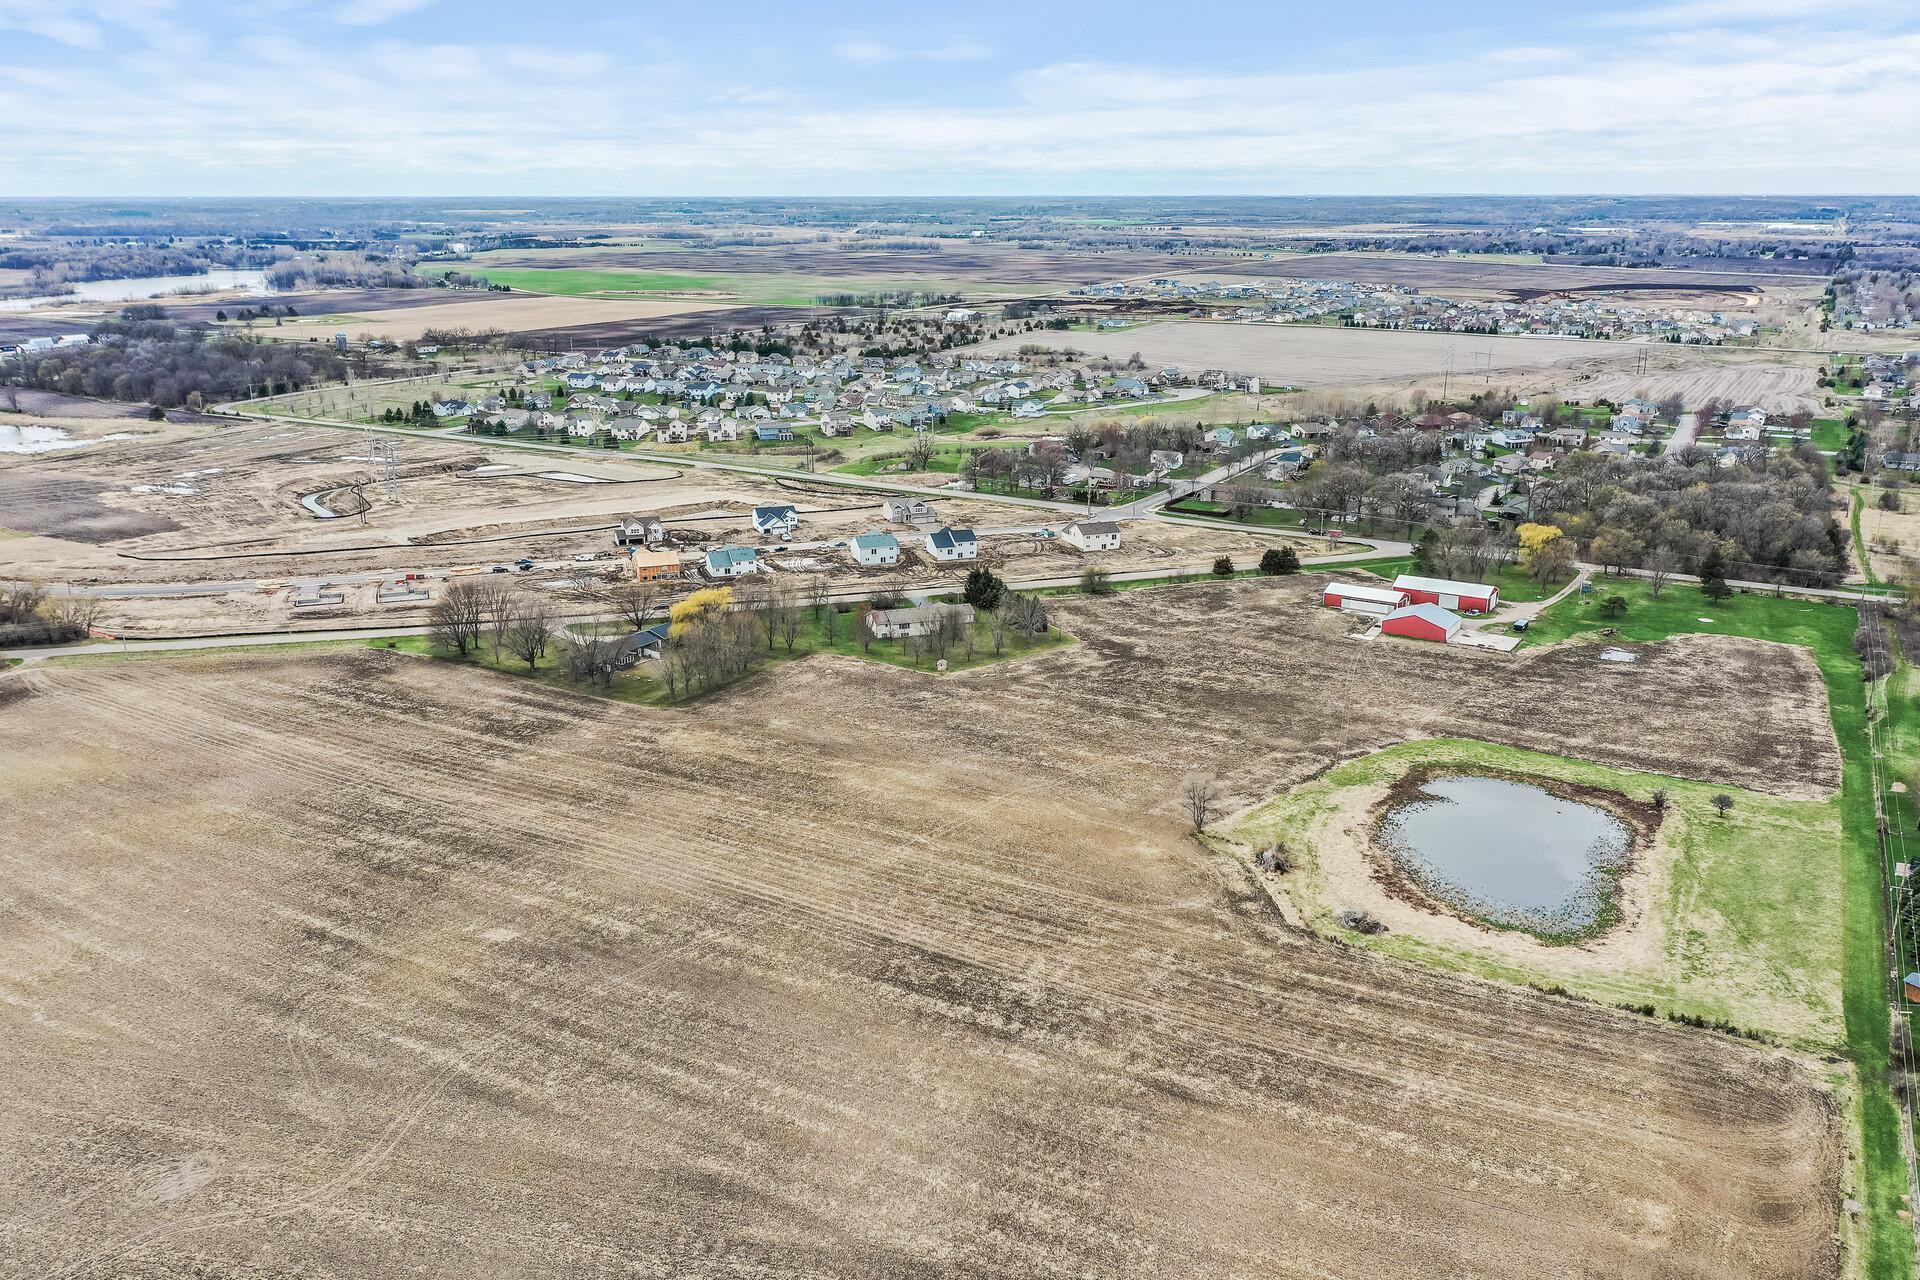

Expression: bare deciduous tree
xmin=428 ymin=579 xmax=485 ymax=656
xmin=1644 ymin=544 xmax=1679 ymax=599
xmin=607 ymin=578 xmax=661 ymax=630
xmin=504 ymin=593 xmax=555 ymax=671
xmin=1182 ymin=774 xmax=1218 ymax=834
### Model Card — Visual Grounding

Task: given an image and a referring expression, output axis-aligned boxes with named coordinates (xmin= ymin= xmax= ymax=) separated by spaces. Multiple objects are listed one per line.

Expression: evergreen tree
xmin=1699 ymin=545 xmax=1732 ymax=602
xmin=962 ymin=565 xmax=1006 ymax=610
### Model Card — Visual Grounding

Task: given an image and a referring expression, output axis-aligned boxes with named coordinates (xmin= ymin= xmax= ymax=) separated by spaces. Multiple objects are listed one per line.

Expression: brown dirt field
xmin=1564 ymin=351 xmax=1823 ymax=414
xmin=0 ymin=575 xmax=1842 ymax=1277
xmin=270 ymin=294 xmax=734 ymax=343
xmin=1199 ymin=253 xmax=1813 ymax=300
xmin=968 ymin=320 xmax=1647 ymax=388
xmin=1857 ymin=483 xmax=1920 ymax=580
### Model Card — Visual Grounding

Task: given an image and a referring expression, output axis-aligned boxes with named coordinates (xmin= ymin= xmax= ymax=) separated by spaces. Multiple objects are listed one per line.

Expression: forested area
xmin=10 ymin=317 xmax=347 ymax=407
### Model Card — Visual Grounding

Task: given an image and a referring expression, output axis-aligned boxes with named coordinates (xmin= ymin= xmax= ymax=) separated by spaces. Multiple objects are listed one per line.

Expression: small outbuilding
xmin=1322 ymin=581 xmax=1410 ymax=616
xmin=1381 ymin=602 xmax=1463 ymax=643
xmin=1905 ymin=972 xmax=1920 ymax=1003
xmin=1393 ymin=574 xmax=1499 ymax=614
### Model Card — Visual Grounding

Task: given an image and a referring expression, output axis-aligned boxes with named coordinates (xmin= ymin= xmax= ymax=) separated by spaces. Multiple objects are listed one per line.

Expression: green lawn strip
xmin=1812 ymin=417 xmax=1850 ymax=452
xmin=433 ymin=263 xmax=1050 ymax=307
xmin=39 ymin=637 xmax=383 ymax=668
xmin=1221 ymin=737 xmax=1841 ymax=1046
xmin=1521 ymin=572 xmax=1914 ymax=1278
xmin=1852 ymin=485 xmax=1881 ymax=586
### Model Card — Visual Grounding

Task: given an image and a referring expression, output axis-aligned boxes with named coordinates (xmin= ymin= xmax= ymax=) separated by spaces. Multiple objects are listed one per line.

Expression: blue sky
xmin=0 ymin=0 xmax=1912 ymax=195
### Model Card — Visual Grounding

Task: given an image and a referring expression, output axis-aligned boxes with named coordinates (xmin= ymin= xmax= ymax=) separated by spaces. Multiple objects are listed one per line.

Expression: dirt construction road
xmin=0 ymin=579 xmax=1842 ymax=1277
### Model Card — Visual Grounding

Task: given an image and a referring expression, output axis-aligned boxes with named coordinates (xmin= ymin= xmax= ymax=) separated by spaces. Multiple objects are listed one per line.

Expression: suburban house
xmin=1060 ymin=521 xmax=1122 ymax=551
xmin=865 ymin=602 xmax=974 ymax=640
xmin=851 ymin=531 xmax=901 ymax=567
xmin=615 ymin=515 xmax=665 ymax=547
xmin=1381 ymin=602 xmax=1463 ymax=643
xmin=925 ymin=526 xmax=979 ymax=562
xmin=1322 ymin=581 xmax=1410 ymax=616
xmin=1012 ymin=399 xmax=1046 ymax=419
xmin=627 ymin=547 xmax=682 ymax=582
xmin=1393 ymin=574 xmax=1499 ymax=613
xmin=705 ymin=546 xmax=760 ymax=578
xmin=1729 ymin=406 xmax=1768 ymax=430
xmin=752 ymin=504 xmax=801 ymax=537
xmin=883 ymin=497 xmax=937 ymax=525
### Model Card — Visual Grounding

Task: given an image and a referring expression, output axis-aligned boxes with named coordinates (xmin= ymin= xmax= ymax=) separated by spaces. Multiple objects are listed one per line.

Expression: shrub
xmin=1334 ymin=907 xmax=1386 ymax=935
xmin=1080 ymin=567 xmax=1113 ymax=596
xmin=1212 ymin=556 xmax=1234 ymax=578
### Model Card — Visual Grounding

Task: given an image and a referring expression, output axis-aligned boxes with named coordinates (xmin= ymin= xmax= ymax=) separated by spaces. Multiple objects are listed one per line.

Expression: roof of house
xmin=1067 ymin=521 xmax=1121 ymax=536
xmin=928 ymin=526 xmax=976 ymax=549
xmin=852 ymin=531 xmax=899 ymax=551
xmin=753 ymin=503 xmax=798 ymax=519
xmin=1383 ymin=602 xmax=1463 ymax=631
xmin=628 ymin=547 xmax=681 ymax=570
xmin=1394 ymin=573 xmax=1496 ymax=598
xmin=626 ymin=622 xmax=672 ymax=649
xmin=706 ymin=546 xmax=759 ymax=568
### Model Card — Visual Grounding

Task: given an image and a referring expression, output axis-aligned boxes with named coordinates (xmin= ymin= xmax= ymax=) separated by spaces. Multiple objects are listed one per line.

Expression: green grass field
xmin=428 ymin=260 xmax=1052 ymax=308
xmin=1518 ymin=573 xmax=1912 ymax=1279
xmin=1223 ymin=737 xmax=1842 ymax=1044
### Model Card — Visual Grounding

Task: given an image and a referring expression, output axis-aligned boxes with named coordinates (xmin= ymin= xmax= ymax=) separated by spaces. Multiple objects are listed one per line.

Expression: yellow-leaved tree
xmin=669 ymin=586 xmax=733 ymax=639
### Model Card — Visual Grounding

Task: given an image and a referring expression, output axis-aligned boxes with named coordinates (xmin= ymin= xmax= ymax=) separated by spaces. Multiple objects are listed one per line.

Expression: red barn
xmin=1381 ymin=603 xmax=1463 ymax=643
xmin=1393 ymin=574 xmax=1499 ymax=614
xmin=1321 ymin=581 xmax=1410 ymax=616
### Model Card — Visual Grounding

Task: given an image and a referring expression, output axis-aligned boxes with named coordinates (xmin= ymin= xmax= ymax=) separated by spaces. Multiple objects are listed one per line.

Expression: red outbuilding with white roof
xmin=1392 ymin=574 xmax=1499 ymax=613
xmin=1321 ymin=581 xmax=1410 ymax=616
xmin=1381 ymin=602 xmax=1464 ymax=643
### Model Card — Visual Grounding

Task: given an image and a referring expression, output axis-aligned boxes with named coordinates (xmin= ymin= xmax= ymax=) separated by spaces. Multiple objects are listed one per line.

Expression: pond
xmin=1376 ymin=775 xmax=1632 ymax=938
xmin=0 ymin=270 xmax=270 ymax=312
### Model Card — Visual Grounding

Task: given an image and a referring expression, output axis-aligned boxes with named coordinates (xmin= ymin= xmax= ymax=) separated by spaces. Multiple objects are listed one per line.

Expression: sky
xmin=0 ymin=0 xmax=1912 ymax=196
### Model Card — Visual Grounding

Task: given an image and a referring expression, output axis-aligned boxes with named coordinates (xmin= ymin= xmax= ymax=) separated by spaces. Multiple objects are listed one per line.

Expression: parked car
xmin=490 ymin=564 xmax=511 ymax=574
xmin=514 ymin=558 xmax=536 ymax=572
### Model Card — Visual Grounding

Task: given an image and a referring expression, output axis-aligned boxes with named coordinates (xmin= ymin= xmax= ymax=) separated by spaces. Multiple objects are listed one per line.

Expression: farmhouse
xmin=1322 ymin=581 xmax=1410 ymax=616
xmin=1061 ymin=521 xmax=1122 ymax=551
xmin=1393 ymin=574 xmax=1499 ymax=613
xmin=752 ymin=504 xmax=800 ymax=536
xmin=865 ymin=602 xmax=973 ymax=640
xmin=705 ymin=546 xmax=760 ymax=578
xmin=926 ymin=526 xmax=979 ymax=562
xmin=618 ymin=622 xmax=673 ymax=665
xmin=627 ymin=547 xmax=682 ymax=581
xmin=1381 ymin=602 xmax=1463 ymax=643
xmin=851 ymin=531 xmax=901 ymax=567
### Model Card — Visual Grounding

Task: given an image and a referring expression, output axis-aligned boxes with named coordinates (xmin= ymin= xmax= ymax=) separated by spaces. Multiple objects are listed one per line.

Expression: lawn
xmin=1223 ymin=737 xmax=1842 ymax=1045
xmin=1519 ymin=572 xmax=1912 ymax=1280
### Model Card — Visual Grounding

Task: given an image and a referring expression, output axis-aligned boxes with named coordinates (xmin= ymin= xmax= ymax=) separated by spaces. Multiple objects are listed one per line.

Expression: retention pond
xmin=1376 ymin=774 xmax=1632 ymax=940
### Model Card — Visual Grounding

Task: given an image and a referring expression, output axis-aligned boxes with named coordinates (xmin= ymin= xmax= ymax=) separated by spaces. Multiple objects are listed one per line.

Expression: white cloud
xmin=832 ymin=36 xmax=992 ymax=63
xmin=334 ymin=0 xmax=435 ymax=26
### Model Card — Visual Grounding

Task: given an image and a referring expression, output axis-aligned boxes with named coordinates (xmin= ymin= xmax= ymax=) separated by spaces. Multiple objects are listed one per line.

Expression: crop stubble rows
xmin=0 ymin=579 xmax=1843 ymax=1277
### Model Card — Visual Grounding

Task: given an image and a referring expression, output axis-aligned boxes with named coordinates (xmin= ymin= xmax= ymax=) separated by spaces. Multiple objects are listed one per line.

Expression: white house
xmin=752 ymin=504 xmax=800 ymax=537
xmin=925 ymin=526 xmax=979 ymax=562
xmin=1060 ymin=521 xmax=1122 ymax=551
xmin=850 ymin=531 xmax=901 ymax=567
xmin=865 ymin=602 xmax=973 ymax=640
xmin=704 ymin=546 xmax=760 ymax=578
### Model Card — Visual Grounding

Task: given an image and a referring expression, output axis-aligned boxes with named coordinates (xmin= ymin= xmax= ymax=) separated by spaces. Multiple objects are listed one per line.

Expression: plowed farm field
xmin=0 ymin=578 xmax=1843 ymax=1278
